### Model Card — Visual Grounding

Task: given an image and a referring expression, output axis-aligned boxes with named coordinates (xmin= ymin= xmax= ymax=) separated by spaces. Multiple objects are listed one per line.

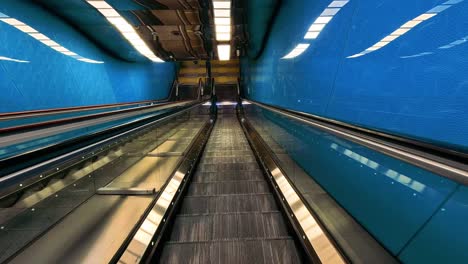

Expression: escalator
xmin=156 ymin=112 xmax=304 ymax=262
xmin=1 ymin=100 xmax=357 ymax=263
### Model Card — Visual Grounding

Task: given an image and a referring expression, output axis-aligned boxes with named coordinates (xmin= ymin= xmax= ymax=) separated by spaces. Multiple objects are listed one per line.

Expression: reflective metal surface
xmin=0 ymin=104 xmax=210 ymax=263
xmin=240 ymin=113 xmax=346 ymax=264
xmin=243 ymin=103 xmax=458 ymax=258
xmin=117 ymin=118 xmax=213 ymax=263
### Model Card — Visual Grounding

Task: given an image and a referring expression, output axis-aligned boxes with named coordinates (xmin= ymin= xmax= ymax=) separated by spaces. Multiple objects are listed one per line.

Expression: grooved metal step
xmin=158 ymin=115 xmax=303 ymax=263
xmin=192 ymin=170 xmax=264 ymax=182
xmin=169 ymin=212 xmax=290 ymax=242
xmin=160 ymin=238 xmax=302 ymax=264
xmin=187 ymin=181 xmax=270 ymax=196
xmin=179 ymin=194 xmax=278 ymax=215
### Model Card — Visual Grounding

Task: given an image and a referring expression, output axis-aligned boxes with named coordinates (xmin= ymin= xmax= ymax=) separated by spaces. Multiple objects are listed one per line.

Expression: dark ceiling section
xmin=36 ymin=0 xmax=215 ymax=62
xmin=238 ymin=0 xmax=280 ymax=58
xmin=132 ymin=0 xmax=212 ymax=60
xmin=35 ymin=0 xmax=267 ymax=62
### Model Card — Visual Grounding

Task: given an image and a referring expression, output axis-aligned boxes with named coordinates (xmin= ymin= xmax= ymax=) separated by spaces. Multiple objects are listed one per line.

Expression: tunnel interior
xmin=0 ymin=0 xmax=467 ymax=263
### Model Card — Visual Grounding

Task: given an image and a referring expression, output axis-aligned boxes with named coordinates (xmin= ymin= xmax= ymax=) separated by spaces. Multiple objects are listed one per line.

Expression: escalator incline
xmin=158 ymin=115 xmax=303 ymax=263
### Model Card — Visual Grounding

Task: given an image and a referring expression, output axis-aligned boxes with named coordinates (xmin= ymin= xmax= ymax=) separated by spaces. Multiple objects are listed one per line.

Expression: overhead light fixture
xmin=282 ymin=44 xmax=310 ymax=59
xmin=216 ymin=33 xmax=231 ymax=41
xmin=217 ymin=44 xmax=230 ymax=60
xmin=303 ymin=0 xmax=349 ymax=40
xmin=214 ymin=9 xmax=230 ymax=17
xmin=0 ymin=11 xmax=103 ymax=63
xmin=214 ymin=17 xmax=230 ymax=25
xmin=213 ymin=1 xmax=231 ymax=9
xmin=213 ymin=0 xmax=232 ymax=55
xmin=86 ymin=0 xmax=163 ymax=62
xmin=216 ymin=25 xmax=231 ymax=33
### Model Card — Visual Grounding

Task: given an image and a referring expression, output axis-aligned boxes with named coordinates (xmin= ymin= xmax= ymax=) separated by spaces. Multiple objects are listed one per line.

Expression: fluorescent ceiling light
xmin=390 ymin=28 xmax=410 ymax=36
xmin=86 ymin=0 xmax=163 ymax=62
xmin=42 ymin=40 xmax=59 ymax=46
xmin=62 ymin=51 xmax=77 ymax=56
xmin=98 ymin=8 xmax=120 ymax=17
xmin=213 ymin=1 xmax=231 ymax=9
xmin=214 ymin=17 xmax=230 ymax=25
xmin=320 ymin=8 xmax=340 ymax=16
xmin=304 ymin=31 xmax=320 ymax=39
xmin=282 ymin=44 xmax=310 ymax=59
xmin=373 ymin=41 xmax=389 ymax=47
xmin=328 ymin=0 xmax=349 ymax=8
xmin=52 ymin=46 xmax=69 ymax=52
xmin=401 ymin=20 xmax=423 ymax=28
xmin=414 ymin=13 xmax=437 ymax=21
xmin=87 ymin=1 xmax=112 ymax=9
xmin=308 ymin=24 xmax=326 ymax=31
xmin=366 ymin=46 xmax=380 ymax=51
xmin=314 ymin=16 xmax=333 ymax=24
xmin=30 ymin=33 xmax=48 ymax=40
xmin=214 ymin=9 xmax=231 ymax=17
xmin=217 ymin=44 xmax=230 ymax=60
xmin=381 ymin=35 xmax=398 ymax=42
xmin=16 ymin=25 xmax=37 ymax=33
xmin=216 ymin=25 xmax=231 ymax=33
xmin=107 ymin=17 xmax=127 ymax=25
xmin=0 ymin=18 xmax=22 ymax=26
xmin=216 ymin=32 xmax=231 ymax=41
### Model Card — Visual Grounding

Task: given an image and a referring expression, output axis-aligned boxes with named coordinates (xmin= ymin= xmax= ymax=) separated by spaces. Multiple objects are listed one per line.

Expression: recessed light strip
xmin=347 ymin=0 xmax=463 ymax=58
xmin=282 ymin=44 xmax=310 ymax=59
xmin=304 ymin=0 xmax=349 ymax=40
xmin=86 ymin=0 xmax=163 ymax=62
xmin=217 ymin=44 xmax=231 ymax=60
xmin=213 ymin=0 xmax=232 ymax=60
xmin=0 ymin=12 xmax=103 ymax=64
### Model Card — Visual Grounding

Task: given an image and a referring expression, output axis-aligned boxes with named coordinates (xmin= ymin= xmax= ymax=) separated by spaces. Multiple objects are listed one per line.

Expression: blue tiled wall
xmin=241 ymin=0 xmax=468 ymax=262
xmin=241 ymin=0 xmax=468 ymax=151
xmin=0 ymin=1 xmax=176 ymax=113
xmin=245 ymin=104 xmax=466 ymax=262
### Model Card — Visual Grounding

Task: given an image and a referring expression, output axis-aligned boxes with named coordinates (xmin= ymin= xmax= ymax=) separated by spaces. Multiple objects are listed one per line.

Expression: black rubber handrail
xmin=0 ymin=100 xmax=208 ymax=203
xmin=0 ymin=100 xmax=203 ymax=176
xmin=0 ymin=100 xmax=193 ymax=135
xmin=244 ymin=99 xmax=468 ymax=185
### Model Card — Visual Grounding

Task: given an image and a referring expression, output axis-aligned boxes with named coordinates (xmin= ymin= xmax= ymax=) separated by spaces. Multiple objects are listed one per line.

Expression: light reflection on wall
xmin=400 ymin=34 xmax=468 ymax=59
xmin=347 ymin=0 xmax=465 ymax=59
xmin=282 ymin=0 xmax=350 ymax=59
xmin=330 ymin=143 xmax=426 ymax=193
xmin=439 ymin=35 xmax=468 ymax=49
xmin=0 ymin=12 xmax=104 ymax=64
xmin=282 ymin=44 xmax=310 ymax=59
xmin=0 ymin=56 xmax=29 ymax=63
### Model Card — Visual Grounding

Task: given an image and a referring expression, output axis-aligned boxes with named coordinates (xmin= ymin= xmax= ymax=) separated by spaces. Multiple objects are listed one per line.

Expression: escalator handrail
xmin=0 ymin=99 xmax=194 ymax=135
xmin=0 ymin=100 xmax=208 ymax=201
xmin=243 ymin=99 xmax=468 ymax=185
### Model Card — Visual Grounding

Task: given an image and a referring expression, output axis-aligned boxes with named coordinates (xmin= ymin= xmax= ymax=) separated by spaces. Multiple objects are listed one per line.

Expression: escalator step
xmin=179 ymin=194 xmax=278 ymax=214
xmin=192 ymin=170 xmax=264 ymax=182
xmin=187 ymin=181 xmax=270 ymax=196
xmin=197 ymin=163 xmax=259 ymax=173
xmin=168 ymin=212 xmax=290 ymax=242
xmin=160 ymin=239 xmax=302 ymax=264
xmin=199 ymin=156 xmax=257 ymax=164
